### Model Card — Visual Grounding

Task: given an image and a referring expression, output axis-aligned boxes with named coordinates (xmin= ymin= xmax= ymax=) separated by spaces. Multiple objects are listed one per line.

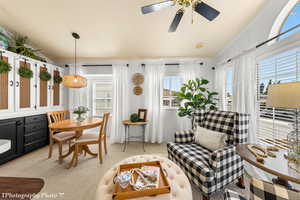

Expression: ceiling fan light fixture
xmin=196 ymin=42 xmax=204 ymax=48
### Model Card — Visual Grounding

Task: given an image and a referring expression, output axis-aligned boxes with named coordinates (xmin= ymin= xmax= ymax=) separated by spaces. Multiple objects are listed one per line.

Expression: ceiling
xmin=0 ymin=0 xmax=268 ymax=61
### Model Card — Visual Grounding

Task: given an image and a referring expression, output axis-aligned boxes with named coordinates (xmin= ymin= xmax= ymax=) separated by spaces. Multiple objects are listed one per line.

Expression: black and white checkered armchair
xmin=167 ymin=110 xmax=250 ymax=200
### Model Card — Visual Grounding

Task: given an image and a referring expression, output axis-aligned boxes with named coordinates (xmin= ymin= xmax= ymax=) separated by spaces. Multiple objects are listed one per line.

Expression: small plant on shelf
xmin=18 ymin=66 xmax=33 ymax=78
xmin=39 ymin=71 xmax=51 ymax=81
xmin=0 ymin=59 xmax=12 ymax=74
xmin=73 ymin=106 xmax=89 ymax=122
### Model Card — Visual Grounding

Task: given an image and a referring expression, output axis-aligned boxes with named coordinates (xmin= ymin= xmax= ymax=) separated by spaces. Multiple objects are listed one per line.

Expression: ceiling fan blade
xmin=194 ymin=2 xmax=220 ymax=21
xmin=168 ymin=9 xmax=184 ymax=32
xmin=141 ymin=0 xmax=174 ymax=14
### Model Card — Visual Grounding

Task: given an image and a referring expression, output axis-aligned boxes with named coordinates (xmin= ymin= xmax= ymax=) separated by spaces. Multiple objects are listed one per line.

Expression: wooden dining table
xmin=48 ymin=117 xmax=103 ymax=168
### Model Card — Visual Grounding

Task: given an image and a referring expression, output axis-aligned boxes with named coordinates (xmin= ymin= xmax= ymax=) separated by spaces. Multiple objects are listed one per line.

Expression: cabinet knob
xmin=9 ymin=81 xmax=13 ymax=86
xmin=16 ymin=81 xmax=20 ymax=87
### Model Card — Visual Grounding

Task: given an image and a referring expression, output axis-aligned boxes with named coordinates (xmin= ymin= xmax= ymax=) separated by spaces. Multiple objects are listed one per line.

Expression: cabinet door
xmin=0 ymin=50 xmax=14 ymax=114
xmin=36 ymin=63 xmax=51 ymax=109
xmin=52 ymin=66 xmax=64 ymax=107
xmin=15 ymin=58 xmax=36 ymax=111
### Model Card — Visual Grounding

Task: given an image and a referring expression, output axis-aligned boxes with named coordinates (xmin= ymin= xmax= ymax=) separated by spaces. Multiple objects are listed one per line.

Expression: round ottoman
xmin=95 ymin=154 xmax=192 ymax=200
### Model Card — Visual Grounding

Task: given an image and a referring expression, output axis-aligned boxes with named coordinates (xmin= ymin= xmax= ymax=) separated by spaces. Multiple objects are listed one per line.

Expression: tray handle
xmin=162 ymin=168 xmax=168 ymax=178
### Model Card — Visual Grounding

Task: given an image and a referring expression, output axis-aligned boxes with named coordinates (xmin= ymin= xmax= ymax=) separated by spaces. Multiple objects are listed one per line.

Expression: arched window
xmin=279 ymin=1 xmax=300 ymax=39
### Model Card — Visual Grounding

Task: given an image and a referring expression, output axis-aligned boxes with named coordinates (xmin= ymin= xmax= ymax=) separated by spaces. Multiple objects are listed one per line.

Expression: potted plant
xmin=39 ymin=71 xmax=52 ymax=81
xmin=175 ymin=78 xmax=218 ymax=127
xmin=73 ymin=106 xmax=89 ymax=122
xmin=0 ymin=59 xmax=12 ymax=74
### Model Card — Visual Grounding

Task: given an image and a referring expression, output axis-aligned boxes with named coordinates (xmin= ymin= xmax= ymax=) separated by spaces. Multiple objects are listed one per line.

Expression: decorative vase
xmin=76 ymin=113 xmax=85 ymax=122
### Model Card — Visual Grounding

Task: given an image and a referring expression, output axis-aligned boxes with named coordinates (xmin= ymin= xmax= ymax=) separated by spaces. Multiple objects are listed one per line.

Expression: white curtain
xmin=232 ymin=52 xmax=269 ymax=180
xmin=144 ymin=63 xmax=164 ymax=143
xmin=214 ymin=65 xmax=227 ymax=111
xmin=178 ymin=63 xmax=197 ymax=130
xmin=110 ymin=64 xmax=129 ymax=143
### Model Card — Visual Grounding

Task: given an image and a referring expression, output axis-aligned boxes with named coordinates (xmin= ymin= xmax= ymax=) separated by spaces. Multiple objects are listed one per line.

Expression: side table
xmin=122 ymin=120 xmax=147 ymax=152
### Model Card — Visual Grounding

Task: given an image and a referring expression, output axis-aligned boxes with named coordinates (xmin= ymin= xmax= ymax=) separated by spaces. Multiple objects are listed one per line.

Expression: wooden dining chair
xmin=70 ymin=112 xmax=110 ymax=167
xmin=47 ymin=110 xmax=77 ymax=160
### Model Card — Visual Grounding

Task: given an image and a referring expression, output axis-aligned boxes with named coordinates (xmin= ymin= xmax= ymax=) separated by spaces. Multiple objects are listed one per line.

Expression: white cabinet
xmin=0 ymin=49 xmax=65 ymax=114
xmin=15 ymin=57 xmax=36 ymax=112
xmin=0 ymin=50 xmax=15 ymax=114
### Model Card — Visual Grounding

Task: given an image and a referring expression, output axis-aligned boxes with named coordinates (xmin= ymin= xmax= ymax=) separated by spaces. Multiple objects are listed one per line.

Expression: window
xmin=225 ymin=68 xmax=233 ymax=111
xmin=280 ymin=2 xmax=300 ymax=40
xmin=257 ymin=46 xmax=300 ymax=148
xmin=162 ymin=76 xmax=183 ymax=108
xmin=93 ymin=82 xmax=112 ymax=116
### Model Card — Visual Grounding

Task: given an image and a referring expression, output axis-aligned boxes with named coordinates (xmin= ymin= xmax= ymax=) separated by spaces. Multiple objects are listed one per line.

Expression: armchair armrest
xmin=174 ymin=129 xmax=195 ymax=144
xmin=210 ymin=145 xmax=244 ymax=188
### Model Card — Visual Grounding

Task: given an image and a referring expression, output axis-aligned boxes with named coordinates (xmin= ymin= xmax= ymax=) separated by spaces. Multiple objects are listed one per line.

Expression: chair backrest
xmin=98 ymin=112 xmax=110 ymax=141
xmin=47 ymin=110 xmax=70 ymax=125
xmin=195 ymin=110 xmax=250 ymax=145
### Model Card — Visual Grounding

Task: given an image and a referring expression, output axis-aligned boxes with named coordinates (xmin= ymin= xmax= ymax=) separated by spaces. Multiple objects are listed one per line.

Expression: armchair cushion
xmin=174 ymin=129 xmax=195 ymax=144
xmin=210 ymin=145 xmax=244 ymax=189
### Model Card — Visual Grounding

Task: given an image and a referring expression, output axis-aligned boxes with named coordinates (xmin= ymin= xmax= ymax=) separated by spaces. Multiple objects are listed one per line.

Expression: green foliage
xmin=178 ymin=0 xmax=191 ymax=7
xmin=175 ymin=78 xmax=218 ymax=123
xmin=73 ymin=106 xmax=89 ymax=115
xmin=7 ymin=33 xmax=46 ymax=62
xmin=39 ymin=71 xmax=52 ymax=81
xmin=18 ymin=67 xmax=33 ymax=78
xmin=53 ymin=74 xmax=63 ymax=84
xmin=130 ymin=113 xmax=139 ymax=122
xmin=0 ymin=59 xmax=12 ymax=74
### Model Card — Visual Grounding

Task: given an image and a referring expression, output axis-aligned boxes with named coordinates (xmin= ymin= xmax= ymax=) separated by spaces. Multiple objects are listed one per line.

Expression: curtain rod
xmin=222 ymin=23 xmax=300 ymax=65
xmin=81 ymin=64 xmax=129 ymax=67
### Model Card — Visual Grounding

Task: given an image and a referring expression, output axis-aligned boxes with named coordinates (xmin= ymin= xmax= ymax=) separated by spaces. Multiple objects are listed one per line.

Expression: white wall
xmin=60 ymin=58 xmax=215 ymax=142
xmin=214 ymin=0 xmax=290 ymax=64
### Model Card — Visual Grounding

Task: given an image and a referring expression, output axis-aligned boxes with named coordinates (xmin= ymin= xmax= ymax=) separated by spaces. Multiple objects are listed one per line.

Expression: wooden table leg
xmin=66 ymin=145 xmax=78 ymax=169
xmin=142 ymin=125 xmax=146 ymax=152
xmin=122 ymin=125 xmax=128 ymax=152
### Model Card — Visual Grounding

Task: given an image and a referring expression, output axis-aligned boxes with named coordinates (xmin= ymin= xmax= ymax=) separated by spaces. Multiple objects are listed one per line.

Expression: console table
xmin=122 ymin=120 xmax=147 ymax=152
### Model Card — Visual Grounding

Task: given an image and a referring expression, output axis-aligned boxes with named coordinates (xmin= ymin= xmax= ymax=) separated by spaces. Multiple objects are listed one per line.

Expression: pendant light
xmin=63 ymin=32 xmax=87 ymax=88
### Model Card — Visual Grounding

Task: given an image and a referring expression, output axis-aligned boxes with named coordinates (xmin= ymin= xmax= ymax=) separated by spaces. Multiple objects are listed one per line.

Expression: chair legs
xmin=236 ymin=176 xmax=245 ymax=189
xmin=98 ymin=142 xmax=103 ymax=164
xmin=58 ymin=143 xmax=63 ymax=163
xmin=48 ymin=137 xmax=53 ymax=159
xmin=104 ymin=137 xmax=108 ymax=154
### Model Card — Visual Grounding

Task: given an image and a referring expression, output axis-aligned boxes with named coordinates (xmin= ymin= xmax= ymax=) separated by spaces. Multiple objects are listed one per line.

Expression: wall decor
xmin=133 ymin=86 xmax=143 ymax=96
xmin=138 ymin=109 xmax=148 ymax=122
xmin=39 ymin=70 xmax=51 ymax=81
xmin=132 ymin=73 xmax=144 ymax=85
xmin=0 ymin=58 xmax=11 ymax=74
xmin=18 ymin=66 xmax=33 ymax=79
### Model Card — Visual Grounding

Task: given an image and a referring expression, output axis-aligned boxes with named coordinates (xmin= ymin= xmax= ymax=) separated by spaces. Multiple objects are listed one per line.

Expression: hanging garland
xmin=18 ymin=66 xmax=33 ymax=78
xmin=0 ymin=60 xmax=12 ymax=74
xmin=53 ymin=73 xmax=63 ymax=84
xmin=39 ymin=71 xmax=51 ymax=81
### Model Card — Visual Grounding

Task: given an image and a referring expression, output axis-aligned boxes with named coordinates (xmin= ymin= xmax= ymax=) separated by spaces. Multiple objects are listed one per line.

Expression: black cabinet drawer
xmin=25 ymin=122 xmax=48 ymax=134
xmin=25 ymin=114 xmax=47 ymax=125
xmin=24 ymin=139 xmax=48 ymax=153
xmin=24 ymin=130 xmax=48 ymax=144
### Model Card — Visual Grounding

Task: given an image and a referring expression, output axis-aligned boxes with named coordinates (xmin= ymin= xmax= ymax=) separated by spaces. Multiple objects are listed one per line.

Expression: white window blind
xmin=257 ymin=47 xmax=300 ymax=148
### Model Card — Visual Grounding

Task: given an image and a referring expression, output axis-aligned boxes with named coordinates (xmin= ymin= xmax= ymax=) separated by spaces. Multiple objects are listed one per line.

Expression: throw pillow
xmin=194 ymin=126 xmax=227 ymax=151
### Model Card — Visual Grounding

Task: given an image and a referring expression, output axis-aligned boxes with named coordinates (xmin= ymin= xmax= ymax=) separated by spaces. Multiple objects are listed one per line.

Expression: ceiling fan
xmin=141 ymin=0 xmax=220 ymax=32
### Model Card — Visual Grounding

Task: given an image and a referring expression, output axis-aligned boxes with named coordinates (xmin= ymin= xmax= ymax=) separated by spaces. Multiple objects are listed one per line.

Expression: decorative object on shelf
xmin=267 ymin=82 xmax=300 ymax=165
xmin=63 ymin=32 xmax=87 ymax=88
xmin=18 ymin=66 xmax=33 ymax=79
xmin=138 ymin=109 xmax=148 ymax=122
xmin=53 ymin=73 xmax=63 ymax=84
xmin=133 ymin=86 xmax=143 ymax=96
xmin=130 ymin=113 xmax=139 ymax=122
xmin=247 ymin=144 xmax=278 ymax=164
xmin=39 ymin=71 xmax=51 ymax=81
xmin=132 ymin=73 xmax=144 ymax=85
xmin=7 ymin=32 xmax=46 ymax=62
xmin=0 ymin=59 xmax=11 ymax=74
xmin=175 ymin=78 xmax=218 ymax=127
xmin=73 ymin=106 xmax=89 ymax=122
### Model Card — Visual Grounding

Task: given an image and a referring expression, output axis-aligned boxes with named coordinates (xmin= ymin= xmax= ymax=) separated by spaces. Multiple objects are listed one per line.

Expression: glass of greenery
xmin=175 ymin=78 xmax=218 ymax=128
xmin=73 ymin=106 xmax=89 ymax=122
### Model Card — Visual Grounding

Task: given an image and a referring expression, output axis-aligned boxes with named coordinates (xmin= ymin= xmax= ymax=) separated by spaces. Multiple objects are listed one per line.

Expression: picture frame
xmin=138 ymin=109 xmax=147 ymax=122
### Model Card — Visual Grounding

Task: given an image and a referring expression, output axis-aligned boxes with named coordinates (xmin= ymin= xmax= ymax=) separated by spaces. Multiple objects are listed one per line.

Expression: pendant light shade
xmin=63 ymin=75 xmax=87 ymax=88
xmin=63 ymin=32 xmax=87 ymax=88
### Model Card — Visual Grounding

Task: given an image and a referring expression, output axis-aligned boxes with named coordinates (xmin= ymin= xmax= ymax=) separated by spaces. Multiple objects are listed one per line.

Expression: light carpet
xmin=0 ymin=139 xmax=249 ymax=200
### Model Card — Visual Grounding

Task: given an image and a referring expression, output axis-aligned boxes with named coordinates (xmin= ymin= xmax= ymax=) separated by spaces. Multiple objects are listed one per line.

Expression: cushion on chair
xmin=250 ymin=178 xmax=300 ymax=200
xmin=224 ymin=189 xmax=246 ymax=200
xmin=75 ymin=133 xmax=98 ymax=143
xmin=53 ymin=131 xmax=76 ymax=142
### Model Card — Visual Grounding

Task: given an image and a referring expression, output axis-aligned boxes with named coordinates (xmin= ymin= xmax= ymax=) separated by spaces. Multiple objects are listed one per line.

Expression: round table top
xmin=49 ymin=117 xmax=102 ymax=131
xmin=122 ymin=120 xmax=148 ymax=125
xmin=236 ymin=144 xmax=300 ymax=184
xmin=95 ymin=155 xmax=192 ymax=200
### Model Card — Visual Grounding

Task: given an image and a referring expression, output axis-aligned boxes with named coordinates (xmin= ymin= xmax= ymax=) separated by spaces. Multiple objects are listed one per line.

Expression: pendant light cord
xmin=74 ymin=37 xmax=77 ymax=75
